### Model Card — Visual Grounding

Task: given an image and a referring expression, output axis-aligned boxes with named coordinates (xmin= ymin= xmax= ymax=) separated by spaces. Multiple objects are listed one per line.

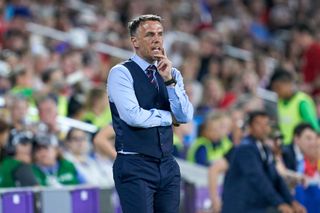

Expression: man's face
xmin=271 ymin=81 xmax=292 ymax=99
xmin=11 ymin=99 xmax=28 ymax=123
xmin=250 ymin=116 xmax=271 ymax=140
xmin=294 ymin=31 xmax=309 ymax=50
xmin=131 ymin=20 xmax=164 ymax=63
xmin=205 ymin=119 xmax=223 ymax=141
xmin=15 ymin=143 xmax=32 ymax=164
xmin=38 ymin=99 xmax=57 ymax=126
xmin=34 ymin=146 xmax=57 ymax=166
xmin=67 ymin=129 xmax=89 ymax=155
xmin=295 ymin=128 xmax=318 ymax=158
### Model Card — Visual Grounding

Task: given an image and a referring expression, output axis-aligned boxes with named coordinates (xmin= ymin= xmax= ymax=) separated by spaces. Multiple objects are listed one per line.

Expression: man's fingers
xmin=162 ymin=48 xmax=167 ymax=57
xmin=153 ymin=54 xmax=165 ymax=60
xmin=157 ymin=60 xmax=169 ymax=72
xmin=157 ymin=61 xmax=166 ymax=71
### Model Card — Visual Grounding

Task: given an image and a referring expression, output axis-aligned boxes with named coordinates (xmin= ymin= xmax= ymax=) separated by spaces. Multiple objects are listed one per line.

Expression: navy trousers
xmin=113 ymin=154 xmax=181 ymax=213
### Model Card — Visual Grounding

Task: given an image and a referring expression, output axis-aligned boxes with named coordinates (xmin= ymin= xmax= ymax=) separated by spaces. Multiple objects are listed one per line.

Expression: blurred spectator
xmin=36 ymin=95 xmax=61 ymax=137
xmin=196 ymin=76 xmax=236 ymax=119
xmin=187 ymin=112 xmax=232 ymax=166
xmin=8 ymin=95 xmax=29 ymax=131
xmin=285 ymin=124 xmax=320 ymax=213
xmin=92 ymin=126 xmax=115 ymax=187
xmin=269 ymin=68 xmax=319 ymax=145
xmin=64 ymin=128 xmax=108 ymax=186
xmin=32 ymin=133 xmax=80 ymax=187
xmin=67 ymin=82 xmax=86 ymax=120
xmin=0 ymin=119 xmax=10 ymax=162
xmin=93 ymin=124 xmax=116 ymax=160
xmin=10 ymin=65 xmax=34 ymax=102
xmin=295 ymin=23 xmax=320 ymax=97
xmin=0 ymin=131 xmax=38 ymax=187
xmin=173 ymin=121 xmax=196 ymax=158
xmin=282 ymin=123 xmax=318 ymax=173
xmin=0 ymin=60 xmax=11 ymax=94
xmin=41 ymin=66 xmax=68 ymax=117
xmin=222 ymin=110 xmax=306 ymax=213
xmin=227 ymin=107 xmax=245 ymax=145
xmin=81 ymin=87 xmax=112 ymax=128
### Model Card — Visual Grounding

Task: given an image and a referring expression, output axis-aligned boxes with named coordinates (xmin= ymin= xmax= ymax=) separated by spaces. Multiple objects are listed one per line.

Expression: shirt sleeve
xmin=166 ymin=68 xmax=194 ymax=123
xmin=107 ymin=64 xmax=172 ymax=128
xmin=299 ymin=100 xmax=320 ymax=132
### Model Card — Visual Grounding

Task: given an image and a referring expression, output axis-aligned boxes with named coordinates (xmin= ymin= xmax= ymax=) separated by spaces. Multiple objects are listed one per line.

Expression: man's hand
xmin=278 ymin=204 xmax=294 ymax=213
xmin=291 ymin=201 xmax=306 ymax=213
xmin=154 ymin=48 xmax=172 ymax=81
xmin=211 ymin=197 xmax=222 ymax=213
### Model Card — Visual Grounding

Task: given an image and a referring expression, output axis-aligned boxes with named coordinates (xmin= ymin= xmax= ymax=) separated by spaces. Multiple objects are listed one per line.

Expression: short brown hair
xmin=128 ymin=14 xmax=162 ymax=36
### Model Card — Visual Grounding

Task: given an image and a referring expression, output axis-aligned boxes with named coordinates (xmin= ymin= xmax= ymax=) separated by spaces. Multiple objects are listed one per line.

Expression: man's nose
xmin=153 ymin=35 xmax=162 ymax=42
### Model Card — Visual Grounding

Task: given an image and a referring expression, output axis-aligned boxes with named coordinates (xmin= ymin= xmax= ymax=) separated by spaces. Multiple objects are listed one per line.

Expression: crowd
xmin=0 ymin=0 xmax=320 ymax=212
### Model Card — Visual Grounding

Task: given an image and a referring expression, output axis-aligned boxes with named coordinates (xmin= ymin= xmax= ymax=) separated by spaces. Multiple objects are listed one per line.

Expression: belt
xmin=117 ymin=153 xmax=165 ymax=163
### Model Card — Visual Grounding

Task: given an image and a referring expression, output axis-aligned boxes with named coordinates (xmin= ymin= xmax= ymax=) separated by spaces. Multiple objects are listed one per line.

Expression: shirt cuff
xmin=167 ymin=85 xmax=182 ymax=102
xmin=157 ymin=110 xmax=172 ymax=126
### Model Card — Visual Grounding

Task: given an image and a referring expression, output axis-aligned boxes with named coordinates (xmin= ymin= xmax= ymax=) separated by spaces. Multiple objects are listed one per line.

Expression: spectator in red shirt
xmin=295 ymin=23 xmax=320 ymax=97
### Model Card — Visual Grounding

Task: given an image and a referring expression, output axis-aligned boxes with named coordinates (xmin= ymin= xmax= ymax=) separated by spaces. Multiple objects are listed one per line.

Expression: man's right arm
xmin=107 ymin=64 xmax=172 ymax=128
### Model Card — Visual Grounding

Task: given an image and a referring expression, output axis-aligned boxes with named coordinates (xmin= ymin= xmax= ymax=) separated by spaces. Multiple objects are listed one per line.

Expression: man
xmin=107 ymin=14 xmax=193 ymax=213
xmin=0 ymin=130 xmax=38 ymax=187
xmin=295 ymin=23 xmax=320 ymax=97
xmin=282 ymin=123 xmax=318 ymax=172
xmin=36 ymin=95 xmax=61 ymax=138
xmin=32 ymin=133 xmax=80 ymax=186
xmin=270 ymin=69 xmax=319 ymax=145
xmin=282 ymin=124 xmax=320 ymax=213
xmin=222 ymin=111 xmax=305 ymax=213
xmin=41 ymin=67 xmax=68 ymax=117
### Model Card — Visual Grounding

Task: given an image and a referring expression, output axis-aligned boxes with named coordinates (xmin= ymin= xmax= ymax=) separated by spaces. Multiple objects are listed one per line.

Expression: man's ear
xmin=131 ymin=37 xmax=139 ymax=49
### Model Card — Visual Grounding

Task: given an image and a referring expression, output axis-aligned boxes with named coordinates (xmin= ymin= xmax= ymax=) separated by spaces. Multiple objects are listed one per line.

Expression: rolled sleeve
xmin=167 ymin=68 xmax=194 ymax=123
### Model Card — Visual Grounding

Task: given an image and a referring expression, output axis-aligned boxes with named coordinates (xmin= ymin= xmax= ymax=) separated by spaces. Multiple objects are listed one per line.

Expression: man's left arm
xmin=275 ymin=170 xmax=294 ymax=204
xmin=166 ymin=68 xmax=194 ymax=123
xmin=299 ymin=100 xmax=320 ymax=132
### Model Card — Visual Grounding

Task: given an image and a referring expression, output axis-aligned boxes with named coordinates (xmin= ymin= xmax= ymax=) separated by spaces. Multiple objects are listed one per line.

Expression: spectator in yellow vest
xmin=269 ymin=68 xmax=319 ymax=145
xmin=187 ymin=112 xmax=232 ymax=166
xmin=81 ymin=87 xmax=112 ymax=129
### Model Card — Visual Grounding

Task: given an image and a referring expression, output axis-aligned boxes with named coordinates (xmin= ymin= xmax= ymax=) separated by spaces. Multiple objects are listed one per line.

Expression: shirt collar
xmin=131 ymin=54 xmax=155 ymax=72
xmin=37 ymin=163 xmax=59 ymax=175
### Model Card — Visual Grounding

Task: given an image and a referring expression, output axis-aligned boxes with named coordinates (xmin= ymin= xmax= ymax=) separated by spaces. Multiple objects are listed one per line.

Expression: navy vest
xmin=109 ymin=59 xmax=173 ymax=158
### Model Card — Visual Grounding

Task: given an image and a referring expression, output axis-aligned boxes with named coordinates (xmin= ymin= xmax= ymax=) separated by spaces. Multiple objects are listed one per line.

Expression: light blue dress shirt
xmin=107 ymin=54 xmax=193 ymax=128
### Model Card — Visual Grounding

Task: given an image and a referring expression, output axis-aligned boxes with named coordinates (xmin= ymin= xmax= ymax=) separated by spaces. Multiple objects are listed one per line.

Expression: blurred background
xmin=0 ymin=0 xmax=319 ymax=213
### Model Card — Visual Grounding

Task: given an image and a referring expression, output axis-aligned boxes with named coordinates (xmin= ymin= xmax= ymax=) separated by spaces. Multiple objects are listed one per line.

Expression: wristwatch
xmin=164 ymin=78 xmax=177 ymax=86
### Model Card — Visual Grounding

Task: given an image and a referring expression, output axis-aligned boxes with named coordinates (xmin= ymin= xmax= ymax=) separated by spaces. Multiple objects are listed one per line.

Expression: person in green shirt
xmin=0 ymin=131 xmax=38 ymax=187
xmin=270 ymin=68 xmax=320 ymax=145
xmin=32 ymin=133 xmax=80 ymax=187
